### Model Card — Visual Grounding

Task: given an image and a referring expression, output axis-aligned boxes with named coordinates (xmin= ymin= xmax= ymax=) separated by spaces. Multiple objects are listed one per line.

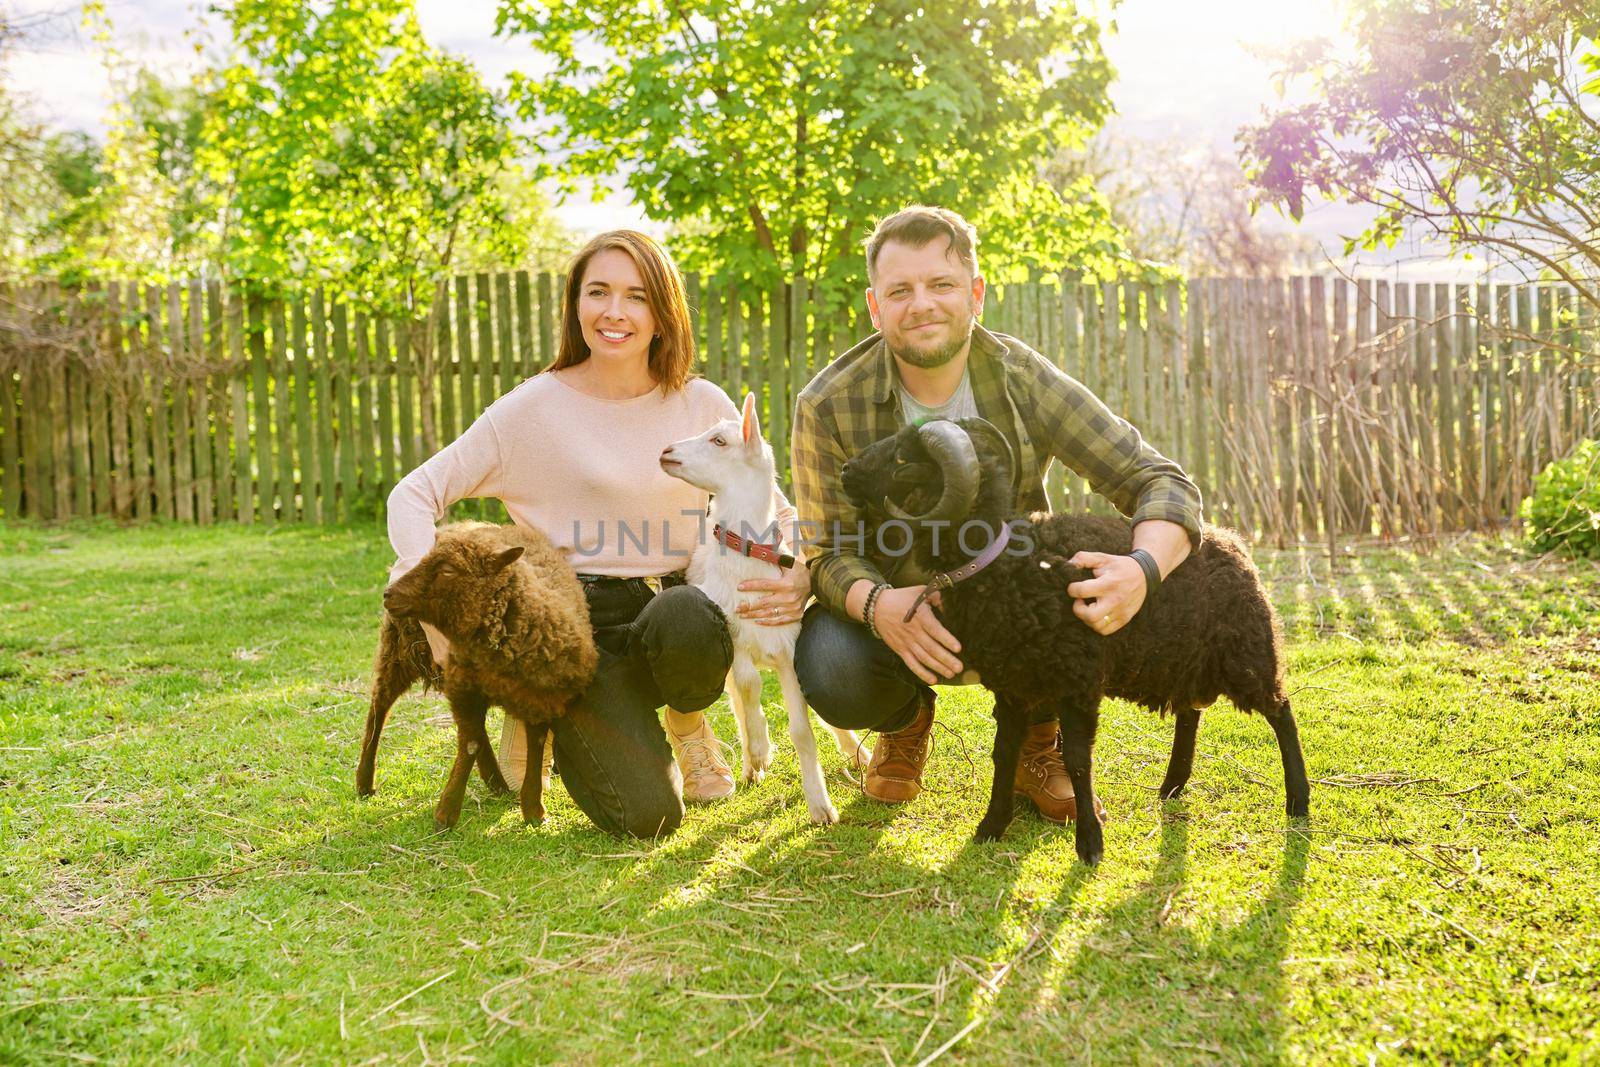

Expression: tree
xmin=0 ymin=6 xmax=95 ymax=276
xmin=1240 ymin=0 xmax=1600 ymax=310
xmin=1051 ymin=133 xmax=1321 ymax=277
xmin=202 ymin=0 xmax=547 ymax=315
xmin=200 ymin=0 xmax=573 ymax=448
xmin=495 ymin=0 xmax=1131 ymax=301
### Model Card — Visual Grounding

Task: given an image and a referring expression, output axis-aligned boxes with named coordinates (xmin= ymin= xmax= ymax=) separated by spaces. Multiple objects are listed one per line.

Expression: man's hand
xmin=1066 ymin=552 xmax=1148 ymax=636
xmin=875 ymin=585 xmax=962 ymax=684
xmin=737 ymin=562 xmax=811 ymax=627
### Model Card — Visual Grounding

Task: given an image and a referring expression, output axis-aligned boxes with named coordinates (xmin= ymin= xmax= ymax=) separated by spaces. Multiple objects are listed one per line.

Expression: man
xmin=790 ymin=205 xmax=1203 ymax=822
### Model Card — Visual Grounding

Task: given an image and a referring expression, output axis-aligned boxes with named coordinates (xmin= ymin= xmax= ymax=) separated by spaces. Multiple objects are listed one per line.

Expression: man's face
xmin=866 ymin=237 xmax=986 ymax=370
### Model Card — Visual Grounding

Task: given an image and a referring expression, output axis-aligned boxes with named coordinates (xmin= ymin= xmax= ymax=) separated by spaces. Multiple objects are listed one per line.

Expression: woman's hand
xmin=736 ymin=562 xmax=811 ymax=626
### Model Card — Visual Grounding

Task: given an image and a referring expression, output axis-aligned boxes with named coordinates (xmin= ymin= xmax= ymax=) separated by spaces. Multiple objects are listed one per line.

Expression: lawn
xmin=2 ymin=521 xmax=1597 ymax=1064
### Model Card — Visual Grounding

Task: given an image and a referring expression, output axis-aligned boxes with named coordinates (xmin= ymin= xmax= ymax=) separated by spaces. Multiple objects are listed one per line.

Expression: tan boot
xmin=863 ymin=692 xmax=936 ymax=803
xmin=667 ymin=714 xmax=736 ymax=803
xmin=1014 ymin=721 xmax=1107 ymax=823
xmin=497 ymin=716 xmax=553 ymax=794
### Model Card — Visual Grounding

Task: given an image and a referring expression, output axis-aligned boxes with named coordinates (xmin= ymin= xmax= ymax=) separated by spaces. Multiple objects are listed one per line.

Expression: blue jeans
xmin=794 ymin=603 xmax=929 ymax=734
xmin=794 ymin=603 xmax=1054 ymax=731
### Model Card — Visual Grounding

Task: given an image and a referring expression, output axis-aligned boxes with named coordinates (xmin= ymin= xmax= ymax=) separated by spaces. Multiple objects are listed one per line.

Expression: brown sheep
xmin=356 ymin=522 xmax=598 ymax=828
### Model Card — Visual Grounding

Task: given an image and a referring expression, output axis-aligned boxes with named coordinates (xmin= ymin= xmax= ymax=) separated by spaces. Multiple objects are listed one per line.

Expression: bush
xmin=1521 ymin=439 xmax=1600 ymax=558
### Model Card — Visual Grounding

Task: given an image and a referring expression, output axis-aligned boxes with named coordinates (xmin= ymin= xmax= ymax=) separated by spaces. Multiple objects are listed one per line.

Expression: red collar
xmin=713 ymin=524 xmax=796 ymax=570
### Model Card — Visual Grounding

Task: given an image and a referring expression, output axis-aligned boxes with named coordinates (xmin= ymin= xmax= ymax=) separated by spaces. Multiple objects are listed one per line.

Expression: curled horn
xmin=961 ymin=417 xmax=1016 ymax=482
xmin=884 ymin=420 xmax=981 ymax=523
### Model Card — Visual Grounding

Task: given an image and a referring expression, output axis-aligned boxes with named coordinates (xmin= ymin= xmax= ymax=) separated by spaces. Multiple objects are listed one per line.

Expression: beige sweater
xmin=388 ymin=372 xmax=795 ymax=582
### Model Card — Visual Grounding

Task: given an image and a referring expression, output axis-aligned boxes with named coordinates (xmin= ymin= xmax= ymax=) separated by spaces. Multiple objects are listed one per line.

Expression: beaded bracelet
xmin=863 ymin=582 xmax=891 ymax=640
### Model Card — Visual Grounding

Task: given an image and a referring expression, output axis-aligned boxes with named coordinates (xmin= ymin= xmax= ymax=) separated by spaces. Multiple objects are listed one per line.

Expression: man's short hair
xmin=865 ymin=206 xmax=980 ymax=284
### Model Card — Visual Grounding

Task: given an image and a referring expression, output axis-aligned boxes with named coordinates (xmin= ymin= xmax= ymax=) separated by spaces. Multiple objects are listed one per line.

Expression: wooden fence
xmin=1 ymin=272 xmax=1594 ymax=544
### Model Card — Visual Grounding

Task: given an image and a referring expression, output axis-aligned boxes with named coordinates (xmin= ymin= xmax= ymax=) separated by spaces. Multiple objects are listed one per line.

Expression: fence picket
xmin=65 ymin=292 xmax=92 ymax=518
xmin=188 ymin=281 xmax=213 ymax=525
xmin=206 ymin=281 xmax=230 ymax=523
xmin=86 ymin=283 xmax=111 ymax=516
xmin=167 ymin=284 xmax=194 ymax=522
xmin=293 ymin=293 xmax=317 ymax=525
xmin=313 ymin=291 xmax=337 ymax=523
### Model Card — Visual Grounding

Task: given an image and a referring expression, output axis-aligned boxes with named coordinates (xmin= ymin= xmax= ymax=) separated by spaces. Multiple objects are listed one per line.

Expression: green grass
xmin=2 ymin=522 xmax=1598 ymax=1064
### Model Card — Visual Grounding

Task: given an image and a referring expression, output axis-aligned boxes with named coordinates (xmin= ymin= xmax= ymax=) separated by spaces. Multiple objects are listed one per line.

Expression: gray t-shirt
xmin=897 ymin=366 xmax=978 ymax=426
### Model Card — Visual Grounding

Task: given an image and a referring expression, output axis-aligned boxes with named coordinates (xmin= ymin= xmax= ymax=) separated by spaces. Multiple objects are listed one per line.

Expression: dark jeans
xmin=551 ymin=579 xmax=732 ymax=838
xmin=795 ymin=603 xmax=1052 ymax=732
xmin=794 ymin=603 xmax=930 ymax=734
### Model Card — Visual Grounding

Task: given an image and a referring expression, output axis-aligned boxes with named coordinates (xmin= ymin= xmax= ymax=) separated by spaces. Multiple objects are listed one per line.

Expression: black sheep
xmin=841 ymin=418 xmax=1310 ymax=865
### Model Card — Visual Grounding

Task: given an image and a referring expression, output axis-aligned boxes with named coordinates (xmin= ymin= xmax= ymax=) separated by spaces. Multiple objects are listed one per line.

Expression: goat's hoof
xmin=742 ymin=765 xmax=766 ymax=786
xmin=1076 ymin=845 xmax=1103 ymax=866
xmin=356 ymin=784 xmax=376 ymax=798
xmin=433 ymin=812 xmax=460 ymax=831
xmin=1287 ymin=796 xmax=1310 ymax=819
xmin=1158 ymin=782 xmax=1186 ymax=802
xmin=807 ymin=799 xmax=840 ymax=825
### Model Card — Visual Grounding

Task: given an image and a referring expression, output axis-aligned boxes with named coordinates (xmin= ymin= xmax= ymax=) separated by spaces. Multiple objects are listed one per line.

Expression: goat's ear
xmin=491 ymin=545 xmax=525 ymax=571
xmin=741 ymin=392 xmax=760 ymax=446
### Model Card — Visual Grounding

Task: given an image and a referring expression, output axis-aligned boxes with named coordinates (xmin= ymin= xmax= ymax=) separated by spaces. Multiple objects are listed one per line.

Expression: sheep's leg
xmin=727 ymin=659 xmax=770 ymax=784
xmin=1158 ymin=708 xmax=1203 ymax=801
xmin=432 ymin=697 xmax=480 ymax=831
xmin=1058 ymin=700 xmax=1104 ymax=866
xmin=1268 ymin=700 xmax=1311 ymax=818
xmin=357 ymin=618 xmax=420 ymax=797
xmin=975 ymin=699 xmax=1029 ymax=842
xmin=520 ymin=723 xmax=549 ymax=825
xmin=777 ymin=663 xmax=836 ymax=825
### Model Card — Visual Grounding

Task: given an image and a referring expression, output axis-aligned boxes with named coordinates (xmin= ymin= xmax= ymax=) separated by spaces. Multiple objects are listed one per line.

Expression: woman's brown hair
xmin=549 ymin=230 xmax=696 ymax=392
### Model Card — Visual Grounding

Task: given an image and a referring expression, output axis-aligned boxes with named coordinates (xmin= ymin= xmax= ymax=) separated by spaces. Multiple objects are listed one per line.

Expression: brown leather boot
xmin=863 ymin=692 xmax=935 ymax=803
xmin=1014 ymin=721 xmax=1107 ymax=823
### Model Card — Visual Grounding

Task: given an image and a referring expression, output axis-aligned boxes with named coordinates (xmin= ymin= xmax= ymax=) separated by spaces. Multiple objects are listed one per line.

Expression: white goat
xmin=660 ymin=393 xmax=870 ymax=824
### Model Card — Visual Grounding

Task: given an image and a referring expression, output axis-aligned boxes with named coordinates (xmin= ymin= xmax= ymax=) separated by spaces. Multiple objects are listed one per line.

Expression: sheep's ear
xmin=741 ymin=392 xmax=760 ymax=446
xmin=491 ymin=546 xmax=525 ymax=571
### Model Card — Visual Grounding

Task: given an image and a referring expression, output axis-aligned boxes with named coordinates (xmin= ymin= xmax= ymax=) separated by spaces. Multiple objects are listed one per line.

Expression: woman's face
xmin=576 ymin=249 xmax=657 ymax=369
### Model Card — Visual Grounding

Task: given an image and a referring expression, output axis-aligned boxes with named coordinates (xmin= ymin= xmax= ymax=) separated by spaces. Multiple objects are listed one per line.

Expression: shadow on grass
xmin=985 ymin=810 xmax=1312 ymax=1061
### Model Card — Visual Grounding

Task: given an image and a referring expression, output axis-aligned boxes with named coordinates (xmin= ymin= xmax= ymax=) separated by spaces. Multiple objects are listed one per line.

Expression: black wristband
xmin=1128 ymin=548 xmax=1162 ymax=596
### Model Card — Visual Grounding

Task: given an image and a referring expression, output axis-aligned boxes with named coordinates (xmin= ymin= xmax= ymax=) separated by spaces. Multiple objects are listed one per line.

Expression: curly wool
xmin=357 ymin=522 xmax=598 ymax=825
xmin=940 ymin=514 xmax=1286 ymax=717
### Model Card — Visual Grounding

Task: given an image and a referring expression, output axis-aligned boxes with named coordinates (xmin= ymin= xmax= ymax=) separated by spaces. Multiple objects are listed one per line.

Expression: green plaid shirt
xmin=792 ymin=324 xmax=1204 ymax=616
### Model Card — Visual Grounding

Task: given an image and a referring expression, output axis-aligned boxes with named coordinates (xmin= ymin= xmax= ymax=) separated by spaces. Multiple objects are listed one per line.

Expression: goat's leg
xmin=357 ymin=618 xmax=421 ymax=797
xmin=826 ymin=725 xmax=872 ymax=773
xmin=520 ymin=723 xmax=549 ymax=824
xmin=727 ymin=659 xmax=770 ymax=784
xmin=1267 ymin=700 xmax=1311 ymax=818
xmin=776 ymin=663 xmax=836 ymax=825
xmin=1158 ymin=707 xmax=1203 ymax=801
xmin=1058 ymin=699 xmax=1104 ymax=866
xmin=975 ymin=699 xmax=1029 ymax=842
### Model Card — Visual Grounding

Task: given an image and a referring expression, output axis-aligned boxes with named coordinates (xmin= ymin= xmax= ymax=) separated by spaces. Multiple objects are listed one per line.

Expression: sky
xmin=4 ymin=0 xmax=1463 ymax=275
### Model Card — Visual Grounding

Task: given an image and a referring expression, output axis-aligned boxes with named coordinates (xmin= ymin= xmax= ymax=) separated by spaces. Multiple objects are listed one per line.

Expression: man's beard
xmin=888 ymin=321 xmax=973 ymax=369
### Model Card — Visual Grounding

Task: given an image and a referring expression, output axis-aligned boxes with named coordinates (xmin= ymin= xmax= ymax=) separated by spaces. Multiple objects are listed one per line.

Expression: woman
xmin=386 ymin=231 xmax=806 ymax=837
